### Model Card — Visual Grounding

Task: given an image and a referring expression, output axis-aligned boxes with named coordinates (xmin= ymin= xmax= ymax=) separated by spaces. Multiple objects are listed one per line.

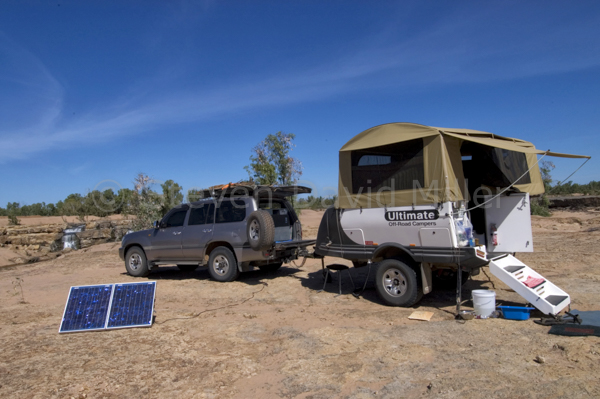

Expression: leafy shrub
xmin=530 ymin=195 xmax=551 ymax=217
xmin=8 ymin=213 xmax=20 ymax=226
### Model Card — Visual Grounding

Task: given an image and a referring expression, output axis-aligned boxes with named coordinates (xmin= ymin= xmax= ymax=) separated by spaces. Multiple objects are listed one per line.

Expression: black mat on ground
xmin=549 ymin=324 xmax=600 ymax=337
xmin=548 ymin=309 xmax=600 ymax=337
xmin=571 ymin=310 xmax=600 ymax=327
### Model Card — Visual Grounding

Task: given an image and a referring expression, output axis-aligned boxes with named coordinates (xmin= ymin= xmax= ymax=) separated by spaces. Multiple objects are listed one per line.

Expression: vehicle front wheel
xmin=375 ymin=259 xmax=421 ymax=307
xmin=208 ymin=247 xmax=240 ymax=282
xmin=125 ymin=247 xmax=150 ymax=277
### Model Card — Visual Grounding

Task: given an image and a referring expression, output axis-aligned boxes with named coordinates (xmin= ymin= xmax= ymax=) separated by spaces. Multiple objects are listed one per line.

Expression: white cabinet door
xmin=484 ymin=193 xmax=533 ymax=253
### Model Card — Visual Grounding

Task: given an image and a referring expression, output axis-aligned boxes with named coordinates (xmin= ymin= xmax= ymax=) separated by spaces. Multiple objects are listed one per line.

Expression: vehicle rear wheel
xmin=208 ymin=247 xmax=240 ymax=282
xmin=125 ymin=247 xmax=150 ymax=277
xmin=375 ymin=259 xmax=421 ymax=307
xmin=177 ymin=264 xmax=198 ymax=272
xmin=247 ymin=210 xmax=275 ymax=251
xmin=258 ymin=262 xmax=282 ymax=272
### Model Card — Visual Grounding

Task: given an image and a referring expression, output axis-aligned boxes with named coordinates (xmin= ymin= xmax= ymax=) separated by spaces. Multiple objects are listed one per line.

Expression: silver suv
xmin=119 ymin=186 xmax=315 ymax=282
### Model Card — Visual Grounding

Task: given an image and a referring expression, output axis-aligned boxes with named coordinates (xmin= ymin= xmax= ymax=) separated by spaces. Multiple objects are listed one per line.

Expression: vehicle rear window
xmin=350 ymin=138 xmax=424 ymax=193
xmin=215 ymin=199 xmax=246 ymax=223
xmin=188 ymin=204 xmax=210 ymax=225
xmin=259 ymin=201 xmax=282 ymax=210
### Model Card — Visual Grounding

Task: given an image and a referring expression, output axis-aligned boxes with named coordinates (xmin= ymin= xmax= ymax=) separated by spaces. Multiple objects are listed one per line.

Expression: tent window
xmin=350 ymin=139 xmax=424 ymax=194
xmin=463 ymin=143 xmax=531 ymax=189
xmin=489 ymin=148 xmax=531 ymax=185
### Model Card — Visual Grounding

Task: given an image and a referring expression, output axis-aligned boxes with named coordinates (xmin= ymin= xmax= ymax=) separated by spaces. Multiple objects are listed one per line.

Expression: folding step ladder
xmin=488 ymin=254 xmax=570 ymax=316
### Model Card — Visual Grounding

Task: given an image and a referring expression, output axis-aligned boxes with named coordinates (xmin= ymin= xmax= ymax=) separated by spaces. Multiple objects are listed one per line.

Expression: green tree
xmin=7 ymin=202 xmax=20 ymax=215
xmin=6 ymin=202 xmax=21 ymax=225
xmin=116 ymin=188 xmax=134 ymax=214
xmin=62 ymin=194 xmax=85 ymax=216
xmin=531 ymin=160 xmax=555 ymax=217
xmin=129 ymin=173 xmax=162 ymax=231
xmin=187 ymin=189 xmax=204 ymax=203
xmin=245 ymin=132 xmax=302 ymax=185
xmin=160 ymin=179 xmax=184 ymax=215
xmin=540 ymin=160 xmax=555 ymax=192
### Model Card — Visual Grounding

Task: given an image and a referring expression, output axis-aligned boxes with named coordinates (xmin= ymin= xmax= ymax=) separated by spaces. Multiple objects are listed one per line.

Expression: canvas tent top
xmin=337 ymin=122 xmax=589 ymax=209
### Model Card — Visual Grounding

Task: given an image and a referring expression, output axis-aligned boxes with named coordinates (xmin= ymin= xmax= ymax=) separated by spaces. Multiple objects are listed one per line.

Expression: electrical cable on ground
xmin=290 ymin=256 xmax=307 ymax=268
xmin=155 ymin=282 xmax=268 ymax=325
xmin=481 ymin=268 xmax=497 ymax=290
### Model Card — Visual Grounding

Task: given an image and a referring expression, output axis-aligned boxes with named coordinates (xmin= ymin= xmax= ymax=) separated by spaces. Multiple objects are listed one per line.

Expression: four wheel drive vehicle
xmin=119 ymin=185 xmax=316 ymax=282
xmin=315 ymin=122 xmax=589 ymax=314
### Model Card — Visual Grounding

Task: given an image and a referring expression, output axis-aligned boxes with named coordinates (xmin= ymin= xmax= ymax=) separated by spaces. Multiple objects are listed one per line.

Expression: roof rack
xmin=200 ymin=183 xmax=312 ymax=199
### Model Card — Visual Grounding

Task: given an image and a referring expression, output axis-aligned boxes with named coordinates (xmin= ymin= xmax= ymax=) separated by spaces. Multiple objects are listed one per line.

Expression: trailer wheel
xmin=247 ymin=210 xmax=275 ymax=251
xmin=375 ymin=259 xmax=421 ymax=307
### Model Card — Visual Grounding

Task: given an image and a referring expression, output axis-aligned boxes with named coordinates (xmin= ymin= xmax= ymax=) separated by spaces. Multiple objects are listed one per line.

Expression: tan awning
xmin=544 ymin=151 xmax=591 ymax=159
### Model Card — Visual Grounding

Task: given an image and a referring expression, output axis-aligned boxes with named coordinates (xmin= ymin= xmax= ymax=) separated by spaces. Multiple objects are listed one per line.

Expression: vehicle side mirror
xmin=153 ymin=220 xmax=160 ymax=229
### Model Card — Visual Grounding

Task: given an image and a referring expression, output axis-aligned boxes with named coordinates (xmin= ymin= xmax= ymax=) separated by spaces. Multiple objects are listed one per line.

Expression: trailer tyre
xmin=247 ymin=210 xmax=275 ymax=251
xmin=375 ymin=259 xmax=421 ymax=307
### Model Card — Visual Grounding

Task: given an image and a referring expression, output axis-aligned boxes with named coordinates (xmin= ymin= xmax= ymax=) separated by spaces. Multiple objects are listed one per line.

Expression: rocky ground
xmin=0 ymin=209 xmax=599 ymax=398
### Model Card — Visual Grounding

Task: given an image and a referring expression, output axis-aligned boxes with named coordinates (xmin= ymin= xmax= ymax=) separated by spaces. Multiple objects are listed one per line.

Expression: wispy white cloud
xmin=1 ymin=3 xmax=599 ymax=163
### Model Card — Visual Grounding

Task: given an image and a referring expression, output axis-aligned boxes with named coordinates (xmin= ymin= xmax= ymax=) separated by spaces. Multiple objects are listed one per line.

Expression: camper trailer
xmin=315 ymin=123 xmax=589 ymax=314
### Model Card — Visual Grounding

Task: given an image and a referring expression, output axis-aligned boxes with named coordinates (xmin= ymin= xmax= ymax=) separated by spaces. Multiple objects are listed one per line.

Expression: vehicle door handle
xmin=173 ymin=231 xmax=182 ymax=235
xmin=203 ymin=229 xmax=212 ymax=233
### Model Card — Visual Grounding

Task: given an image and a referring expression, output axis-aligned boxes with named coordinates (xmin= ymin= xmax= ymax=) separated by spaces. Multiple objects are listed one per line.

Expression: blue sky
xmin=1 ymin=0 xmax=599 ymax=207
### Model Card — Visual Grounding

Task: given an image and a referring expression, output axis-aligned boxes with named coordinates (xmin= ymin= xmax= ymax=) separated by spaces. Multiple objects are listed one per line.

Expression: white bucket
xmin=472 ymin=289 xmax=496 ymax=317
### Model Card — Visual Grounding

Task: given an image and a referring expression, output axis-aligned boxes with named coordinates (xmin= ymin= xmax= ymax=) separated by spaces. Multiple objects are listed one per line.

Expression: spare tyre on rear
xmin=247 ymin=210 xmax=275 ymax=251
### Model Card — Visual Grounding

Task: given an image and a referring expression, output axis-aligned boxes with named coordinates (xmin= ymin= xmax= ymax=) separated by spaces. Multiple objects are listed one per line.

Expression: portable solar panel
xmin=107 ymin=282 xmax=156 ymax=329
xmin=59 ymin=284 xmax=114 ymax=333
xmin=59 ymin=282 xmax=156 ymax=333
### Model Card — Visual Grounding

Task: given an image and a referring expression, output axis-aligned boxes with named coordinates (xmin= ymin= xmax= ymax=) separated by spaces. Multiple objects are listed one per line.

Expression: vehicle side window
xmin=165 ymin=208 xmax=188 ymax=228
xmin=188 ymin=204 xmax=208 ymax=226
xmin=216 ymin=199 xmax=246 ymax=223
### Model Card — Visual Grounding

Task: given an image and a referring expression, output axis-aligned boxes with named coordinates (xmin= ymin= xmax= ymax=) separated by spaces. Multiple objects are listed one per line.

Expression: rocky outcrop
xmin=0 ymin=219 xmax=134 ymax=256
xmin=548 ymin=195 xmax=600 ymax=209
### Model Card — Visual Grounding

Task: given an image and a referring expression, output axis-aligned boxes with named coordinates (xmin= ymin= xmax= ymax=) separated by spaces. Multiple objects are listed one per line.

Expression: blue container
xmin=498 ymin=306 xmax=534 ymax=320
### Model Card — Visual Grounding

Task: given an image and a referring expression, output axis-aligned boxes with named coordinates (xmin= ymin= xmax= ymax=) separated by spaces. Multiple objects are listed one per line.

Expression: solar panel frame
xmin=59 ymin=282 xmax=156 ymax=334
